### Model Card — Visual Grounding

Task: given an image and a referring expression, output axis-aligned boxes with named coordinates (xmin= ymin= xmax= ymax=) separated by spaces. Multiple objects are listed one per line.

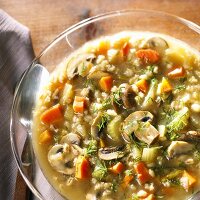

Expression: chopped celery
xmin=60 ymin=83 xmax=74 ymax=105
xmin=167 ymin=107 xmax=189 ymax=133
xmin=132 ymin=145 xmax=142 ymax=161
xmin=92 ymin=160 xmax=107 ymax=180
xmin=142 ymin=79 xmax=158 ymax=108
xmin=107 ymin=115 xmax=123 ymax=142
xmin=142 ymin=147 xmax=162 ymax=164
xmin=158 ymin=125 xmax=167 ymax=141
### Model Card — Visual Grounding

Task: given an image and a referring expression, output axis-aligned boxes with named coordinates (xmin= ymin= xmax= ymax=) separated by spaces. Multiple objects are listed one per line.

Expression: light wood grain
xmin=1 ymin=1 xmax=200 ymax=199
xmin=1 ymin=0 xmax=200 ymax=55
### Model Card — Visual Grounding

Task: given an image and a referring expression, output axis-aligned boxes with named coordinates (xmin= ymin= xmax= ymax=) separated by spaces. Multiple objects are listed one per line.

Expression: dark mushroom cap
xmin=122 ymin=85 xmax=136 ymax=109
xmin=98 ymin=146 xmax=125 ymax=160
xmin=145 ymin=37 xmax=169 ymax=54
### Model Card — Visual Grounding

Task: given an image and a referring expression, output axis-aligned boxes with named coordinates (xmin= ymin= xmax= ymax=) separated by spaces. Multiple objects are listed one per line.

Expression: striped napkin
xmin=0 ymin=9 xmax=34 ymax=200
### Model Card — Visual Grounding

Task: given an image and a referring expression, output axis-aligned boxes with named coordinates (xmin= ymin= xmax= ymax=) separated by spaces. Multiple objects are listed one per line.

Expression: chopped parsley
xmin=112 ymin=87 xmax=124 ymax=106
xmin=132 ymin=194 xmax=139 ymax=200
xmin=92 ymin=160 xmax=108 ymax=180
xmin=110 ymin=180 xmax=119 ymax=192
xmin=97 ymin=113 xmax=110 ymax=131
xmin=85 ymin=140 xmax=97 ymax=156
xmin=125 ymin=169 xmax=133 ymax=176
xmin=174 ymin=84 xmax=186 ymax=92
xmin=101 ymin=97 xmax=112 ymax=109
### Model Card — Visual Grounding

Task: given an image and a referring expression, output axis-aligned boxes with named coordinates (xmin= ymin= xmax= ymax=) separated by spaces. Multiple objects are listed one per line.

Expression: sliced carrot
xmin=136 ymin=79 xmax=149 ymax=93
xmin=180 ymin=170 xmax=197 ymax=191
xmin=134 ymin=162 xmax=152 ymax=184
xmin=75 ymin=156 xmax=91 ymax=179
xmin=96 ymin=40 xmax=110 ymax=55
xmin=40 ymin=104 xmax=63 ymax=124
xmin=136 ymin=49 xmax=160 ymax=64
xmin=39 ymin=130 xmax=53 ymax=144
xmin=109 ymin=162 xmax=124 ymax=174
xmin=99 ymin=76 xmax=113 ymax=92
xmin=73 ymin=96 xmax=86 ymax=113
xmin=122 ymin=42 xmax=131 ymax=57
xmin=167 ymin=66 xmax=186 ymax=79
xmin=121 ymin=174 xmax=134 ymax=188
xmin=160 ymin=77 xmax=173 ymax=93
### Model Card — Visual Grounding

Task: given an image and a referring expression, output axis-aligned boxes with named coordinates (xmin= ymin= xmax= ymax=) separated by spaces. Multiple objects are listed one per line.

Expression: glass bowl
xmin=10 ymin=9 xmax=200 ymax=200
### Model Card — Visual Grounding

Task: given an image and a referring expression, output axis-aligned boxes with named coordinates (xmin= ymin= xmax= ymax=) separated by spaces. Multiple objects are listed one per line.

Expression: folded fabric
xmin=0 ymin=9 xmax=34 ymax=200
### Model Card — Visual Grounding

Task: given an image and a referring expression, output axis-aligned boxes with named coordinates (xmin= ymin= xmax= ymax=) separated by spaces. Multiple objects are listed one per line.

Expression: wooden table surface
xmin=1 ymin=0 xmax=200 ymax=56
xmin=1 ymin=0 xmax=200 ymax=199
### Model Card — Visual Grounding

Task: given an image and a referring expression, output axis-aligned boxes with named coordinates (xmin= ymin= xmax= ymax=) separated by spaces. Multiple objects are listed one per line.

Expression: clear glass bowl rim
xmin=10 ymin=9 xmax=200 ymax=200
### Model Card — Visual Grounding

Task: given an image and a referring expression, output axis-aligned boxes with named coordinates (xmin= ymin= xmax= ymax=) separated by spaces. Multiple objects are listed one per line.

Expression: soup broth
xmin=32 ymin=32 xmax=200 ymax=200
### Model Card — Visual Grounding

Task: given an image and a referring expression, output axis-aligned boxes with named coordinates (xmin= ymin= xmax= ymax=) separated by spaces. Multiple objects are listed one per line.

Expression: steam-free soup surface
xmin=33 ymin=32 xmax=200 ymax=200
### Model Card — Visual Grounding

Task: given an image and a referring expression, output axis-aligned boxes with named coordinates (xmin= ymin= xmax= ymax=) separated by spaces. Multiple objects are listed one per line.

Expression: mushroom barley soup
xmin=33 ymin=32 xmax=200 ymax=200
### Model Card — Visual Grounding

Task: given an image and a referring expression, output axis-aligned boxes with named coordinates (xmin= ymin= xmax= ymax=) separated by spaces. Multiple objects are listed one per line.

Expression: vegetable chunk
xmin=180 ymin=170 xmax=197 ymax=191
xmin=39 ymin=130 xmax=53 ymax=144
xmin=40 ymin=104 xmax=63 ymax=124
xmin=73 ymin=96 xmax=86 ymax=113
xmin=167 ymin=66 xmax=186 ymax=79
xmin=136 ymin=49 xmax=160 ymax=63
xmin=134 ymin=162 xmax=152 ymax=184
xmin=75 ymin=156 xmax=91 ymax=179
xmin=99 ymin=76 xmax=113 ymax=92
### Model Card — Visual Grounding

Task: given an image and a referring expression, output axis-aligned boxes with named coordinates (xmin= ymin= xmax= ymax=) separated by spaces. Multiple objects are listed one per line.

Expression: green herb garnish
xmin=85 ymin=140 xmax=97 ymax=156
xmin=101 ymin=97 xmax=112 ymax=109
xmin=125 ymin=169 xmax=133 ymax=176
xmin=174 ymin=84 xmax=186 ymax=92
xmin=112 ymin=87 xmax=124 ymax=106
xmin=132 ymin=194 xmax=139 ymax=200
xmin=110 ymin=180 xmax=119 ymax=192
xmin=97 ymin=113 xmax=110 ymax=131
xmin=80 ymin=62 xmax=87 ymax=74
xmin=92 ymin=160 xmax=108 ymax=180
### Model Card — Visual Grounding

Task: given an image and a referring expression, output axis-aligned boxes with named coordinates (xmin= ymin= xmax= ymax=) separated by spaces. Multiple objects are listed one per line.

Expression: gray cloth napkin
xmin=0 ymin=9 xmax=34 ymax=200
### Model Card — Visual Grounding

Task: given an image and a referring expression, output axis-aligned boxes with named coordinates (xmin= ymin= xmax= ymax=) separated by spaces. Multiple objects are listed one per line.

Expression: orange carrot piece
xmin=136 ymin=79 xmax=149 ymax=93
xmin=121 ymin=174 xmax=134 ymax=188
xmin=39 ymin=130 xmax=53 ymax=144
xmin=122 ymin=42 xmax=131 ymax=57
xmin=109 ymin=162 xmax=124 ymax=174
xmin=136 ymin=49 xmax=160 ymax=63
xmin=99 ymin=76 xmax=113 ymax=92
xmin=75 ymin=156 xmax=91 ymax=179
xmin=96 ymin=40 xmax=110 ymax=55
xmin=160 ymin=77 xmax=173 ymax=93
xmin=180 ymin=170 xmax=197 ymax=191
xmin=134 ymin=162 xmax=152 ymax=184
xmin=40 ymin=104 xmax=63 ymax=124
xmin=73 ymin=96 xmax=86 ymax=113
xmin=167 ymin=66 xmax=186 ymax=79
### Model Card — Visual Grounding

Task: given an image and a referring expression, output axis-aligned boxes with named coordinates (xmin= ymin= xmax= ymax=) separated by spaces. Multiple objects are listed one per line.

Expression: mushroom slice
xmin=134 ymin=123 xmax=160 ymax=145
xmin=167 ymin=141 xmax=194 ymax=158
xmin=61 ymin=133 xmax=81 ymax=145
xmin=66 ymin=53 xmax=95 ymax=79
xmin=98 ymin=146 xmax=125 ymax=160
xmin=123 ymin=111 xmax=153 ymax=136
xmin=91 ymin=112 xmax=103 ymax=139
xmin=145 ymin=37 xmax=169 ymax=54
xmin=122 ymin=85 xmax=136 ymax=109
xmin=87 ymin=70 xmax=110 ymax=79
xmin=179 ymin=131 xmax=200 ymax=142
xmin=122 ymin=111 xmax=158 ymax=145
xmin=48 ymin=143 xmax=81 ymax=175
